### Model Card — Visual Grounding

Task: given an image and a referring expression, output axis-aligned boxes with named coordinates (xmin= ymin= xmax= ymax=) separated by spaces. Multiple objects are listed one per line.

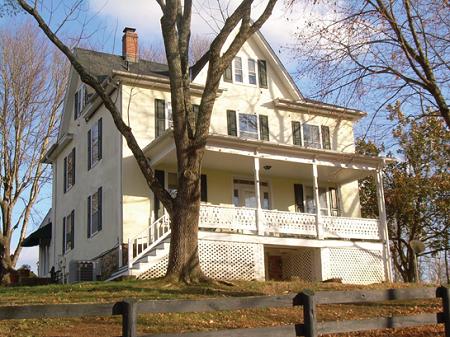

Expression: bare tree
xmin=0 ymin=22 xmax=67 ymax=284
xmin=18 ymin=0 xmax=278 ymax=283
xmin=292 ymin=0 xmax=449 ymax=128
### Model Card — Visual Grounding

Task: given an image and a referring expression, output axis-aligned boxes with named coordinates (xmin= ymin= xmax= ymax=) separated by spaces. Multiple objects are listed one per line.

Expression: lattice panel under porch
xmin=198 ymin=240 xmax=262 ymax=280
xmin=327 ymin=248 xmax=385 ymax=284
xmin=282 ymin=248 xmax=316 ymax=282
xmin=137 ymin=256 xmax=169 ymax=280
xmin=138 ymin=240 xmax=263 ymax=280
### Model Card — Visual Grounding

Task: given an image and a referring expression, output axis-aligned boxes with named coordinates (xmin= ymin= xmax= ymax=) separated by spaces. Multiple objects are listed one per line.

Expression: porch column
xmin=254 ymin=156 xmax=264 ymax=235
xmin=376 ymin=168 xmax=393 ymax=282
xmin=312 ymin=161 xmax=324 ymax=239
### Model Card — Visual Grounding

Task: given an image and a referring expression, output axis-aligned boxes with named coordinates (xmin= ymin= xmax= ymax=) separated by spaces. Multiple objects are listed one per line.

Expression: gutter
xmin=41 ymin=133 xmax=74 ymax=164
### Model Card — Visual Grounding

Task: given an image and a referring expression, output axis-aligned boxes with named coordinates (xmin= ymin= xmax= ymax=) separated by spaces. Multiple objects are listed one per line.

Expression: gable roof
xmin=75 ymin=48 xmax=169 ymax=82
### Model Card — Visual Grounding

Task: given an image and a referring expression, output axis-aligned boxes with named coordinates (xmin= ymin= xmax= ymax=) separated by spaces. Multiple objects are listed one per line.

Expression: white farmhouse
xmin=25 ymin=27 xmax=392 ymax=284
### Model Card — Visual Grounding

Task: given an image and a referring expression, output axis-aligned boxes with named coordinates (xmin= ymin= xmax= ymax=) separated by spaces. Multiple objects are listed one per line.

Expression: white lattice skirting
xmin=281 ymin=248 xmax=317 ymax=282
xmin=138 ymin=239 xmax=264 ymax=280
xmin=324 ymin=247 xmax=385 ymax=284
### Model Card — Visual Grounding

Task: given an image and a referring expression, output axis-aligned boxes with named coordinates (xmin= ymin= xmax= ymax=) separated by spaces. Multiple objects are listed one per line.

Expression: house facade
xmin=27 ymin=27 xmax=392 ymax=284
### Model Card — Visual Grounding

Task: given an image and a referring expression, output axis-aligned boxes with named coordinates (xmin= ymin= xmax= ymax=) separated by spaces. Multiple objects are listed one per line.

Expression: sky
xmin=9 ymin=0 xmax=368 ymax=272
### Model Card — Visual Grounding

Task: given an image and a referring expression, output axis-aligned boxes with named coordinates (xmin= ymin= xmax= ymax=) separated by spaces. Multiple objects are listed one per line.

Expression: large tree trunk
xmin=0 ymin=243 xmax=13 ymax=285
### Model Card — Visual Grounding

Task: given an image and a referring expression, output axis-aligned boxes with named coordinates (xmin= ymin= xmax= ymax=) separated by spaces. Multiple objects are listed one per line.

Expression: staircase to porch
xmin=109 ymin=204 xmax=384 ymax=280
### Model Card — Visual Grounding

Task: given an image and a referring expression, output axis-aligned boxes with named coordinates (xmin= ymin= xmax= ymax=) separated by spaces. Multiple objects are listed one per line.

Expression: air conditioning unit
xmin=77 ymin=261 xmax=97 ymax=282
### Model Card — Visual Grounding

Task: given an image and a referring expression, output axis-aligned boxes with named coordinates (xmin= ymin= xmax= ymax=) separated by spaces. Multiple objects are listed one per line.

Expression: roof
xmin=75 ymin=48 xmax=169 ymax=82
xmin=22 ymin=209 xmax=52 ymax=247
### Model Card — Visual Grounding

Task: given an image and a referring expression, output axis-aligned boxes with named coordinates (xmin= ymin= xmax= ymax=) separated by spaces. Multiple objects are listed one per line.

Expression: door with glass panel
xmin=233 ymin=179 xmax=270 ymax=209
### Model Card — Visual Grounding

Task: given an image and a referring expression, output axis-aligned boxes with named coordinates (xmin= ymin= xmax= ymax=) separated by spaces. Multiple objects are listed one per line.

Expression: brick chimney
xmin=122 ymin=27 xmax=138 ymax=63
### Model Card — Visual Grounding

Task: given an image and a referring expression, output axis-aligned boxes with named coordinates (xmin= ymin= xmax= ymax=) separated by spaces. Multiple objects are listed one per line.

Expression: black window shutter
xmin=154 ymin=170 xmax=165 ymax=219
xmin=224 ymin=63 xmax=233 ymax=82
xmin=259 ymin=115 xmax=269 ymax=141
xmin=62 ymin=216 xmax=66 ymax=254
xmin=70 ymin=210 xmax=75 ymax=250
xmin=226 ymin=110 xmax=237 ymax=136
xmin=155 ymin=99 xmax=165 ymax=138
xmin=87 ymin=130 xmax=92 ymax=170
xmin=87 ymin=195 xmax=91 ymax=238
xmin=292 ymin=121 xmax=302 ymax=146
xmin=63 ymin=157 xmax=67 ymax=193
xmin=200 ymin=174 xmax=207 ymax=202
xmin=294 ymin=184 xmax=305 ymax=213
xmin=74 ymin=91 xmax=79 ymax=120
xmin=71 ymin=148 xmax=76 ymax=186
xmin=98 ymin=187 xmax=103 ymax=232
xmin=258 ymin=60 xmax=268 ymax=88
xmin=98 ymin=118 xmax=103 ymax=160
xmin=321 ymin=125 xmax=331 ymax=149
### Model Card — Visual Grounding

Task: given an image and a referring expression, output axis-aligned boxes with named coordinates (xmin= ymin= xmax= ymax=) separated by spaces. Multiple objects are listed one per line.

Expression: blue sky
xmin=8 ymin=0 xmax=385 ymax=272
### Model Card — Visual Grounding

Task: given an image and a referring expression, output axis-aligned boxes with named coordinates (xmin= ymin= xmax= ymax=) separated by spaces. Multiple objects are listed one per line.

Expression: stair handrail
xmin=127 ymin=214 xmax=171 ymax=268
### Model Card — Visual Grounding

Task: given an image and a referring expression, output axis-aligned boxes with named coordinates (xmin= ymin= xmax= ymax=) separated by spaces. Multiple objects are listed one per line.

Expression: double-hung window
xmin=248 ymin=59 xmax=257 ymax=85
xmin=303 ymin=124 xmax=321 ymax=149
xmin=238 ymin=113 xmax=258 ymax=139
xmin=258 ymin=60 xmax=268 ymax=88
xmin=155 ymin=99 xmax=173 ymax=138
xmin=87 ymin=187 xmax=102 ymax=238
xmin=63 ymin=210 xmax=74 ymax=254
xmin=234 ymin=57 xmax=243 ymax=82
xmin=88 ymin=119 xmax=102 ymax=169
xmin=64 ymin=148 xmax=76 ymax=192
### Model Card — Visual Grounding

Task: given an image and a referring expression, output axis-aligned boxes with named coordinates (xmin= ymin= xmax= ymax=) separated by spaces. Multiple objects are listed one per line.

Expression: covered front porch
xmin=144 ymin=131 xmax=390 ymax=243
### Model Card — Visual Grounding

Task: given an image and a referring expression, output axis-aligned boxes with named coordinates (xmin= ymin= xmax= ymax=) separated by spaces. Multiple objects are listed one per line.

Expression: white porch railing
xmin=128 ymin=214 xmax=170 ymax=268
xmin=127 ymin=205 xmax=381 ymax=269
xmin=198 ymin=204 xmax=381 ymax=240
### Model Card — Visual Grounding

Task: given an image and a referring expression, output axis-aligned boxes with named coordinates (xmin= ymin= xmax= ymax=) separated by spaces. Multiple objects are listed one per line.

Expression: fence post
xmin=437 ymin=286 xmax=450 ymax=337
xmin=122 ymin=299 xmax=137 ymax=337
xmin=300 ymin=290 xmax=317 ymax=337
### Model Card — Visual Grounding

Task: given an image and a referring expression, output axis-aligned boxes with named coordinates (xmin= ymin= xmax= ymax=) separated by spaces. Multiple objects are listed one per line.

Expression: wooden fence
xmin=0 ymin=286 xmax=448 ymax=337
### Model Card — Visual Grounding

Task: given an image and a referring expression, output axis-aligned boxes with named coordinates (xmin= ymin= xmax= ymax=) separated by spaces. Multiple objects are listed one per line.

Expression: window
xmin=64 ymin=148 xmax=76 ymax=192
xmin=321 ymin=125 xmax=331 ymax=150
xmin=88 ymin=119 xmax=102 ymax=169
xmin=63 ymin=210 xmax=74 ymax=254
xmin=258 ymin=60 xmax=267 ymax=88
xmin=292 ymin=121 xmax=302 ymax=146
xmin=87 ymin=187 xmax=102 ymax=237
xmin=166 ymin=101 xmax=173 ymax=128
xmin=155 ymin=99 xmax=166 ymax=137
xmin=74 ymin=84 xmax=88 ymax=120
xmin=234 ymin=57 xmax=243 ymax=82
xmin=303 ymin=124 xmax=321 ymax=149
xmin=329 ymin=187 xmax=340 ymax=216
xmin=248 ymin=59 xmax=257 ymax=85
xmin=224 ymin=63 xmax=233 ymax=82
xmin=259 ymin=115 xmax=269 ymax=141
xmin=304 ymin=186 xmax=331 ymax=215
xmin=192 ymin=104 xmax=200 ymax=129
xmin=239 ymin=113 xmax=258 ymax=139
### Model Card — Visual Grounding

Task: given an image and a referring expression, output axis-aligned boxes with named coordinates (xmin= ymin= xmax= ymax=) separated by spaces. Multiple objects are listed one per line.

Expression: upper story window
xmin=63 ymin=210 xmax=74 ymax=254
xmin=155 ymin=99 xmax=173 ymax=138
xmin=303 ymin=124 xmax=321 ymax=149
xmin=234 ymin=57 xmax=243 ymax=82
xmin=227 ymin=110 xmax=269 ymax=141
xmin=223 ymin=57 xmax=268 ymax=88
xmin=87 ymin=187 xmax=102 ymax=238
xmin=248 ymin=59 xmax=257 ymax=85
xmin=64 ymin=148 xmax=76 ymax=193
xmin=74 ymin=84 xmax=88 ymax=120
xmin=88 ymin=118 xmax=102 ymax=170
xmin=292 ymin=123 xmax=332 ymax=150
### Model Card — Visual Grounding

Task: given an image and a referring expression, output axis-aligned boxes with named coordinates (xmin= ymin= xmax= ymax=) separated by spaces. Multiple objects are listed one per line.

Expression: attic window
xmin=248 ymin=59 xmax=257 ymax=85
xmin=234 ymin=57 xmax=243 ymax=83
xmin=74 ymin=84 xmax=88 ymax=120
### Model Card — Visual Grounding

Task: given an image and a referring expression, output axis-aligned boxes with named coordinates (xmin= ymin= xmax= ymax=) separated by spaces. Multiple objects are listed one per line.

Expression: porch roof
xmin=143 ymin=131 xmax=392 ymax=182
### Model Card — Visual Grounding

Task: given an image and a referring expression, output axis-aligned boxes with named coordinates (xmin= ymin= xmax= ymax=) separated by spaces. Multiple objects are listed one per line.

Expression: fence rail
xmin=0 ymin=287 xmax=448 ymax=337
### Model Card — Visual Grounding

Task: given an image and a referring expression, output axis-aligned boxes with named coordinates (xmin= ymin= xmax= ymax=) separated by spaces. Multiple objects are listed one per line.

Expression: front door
xmin=233 ymin=178 xmax=270 ymax=209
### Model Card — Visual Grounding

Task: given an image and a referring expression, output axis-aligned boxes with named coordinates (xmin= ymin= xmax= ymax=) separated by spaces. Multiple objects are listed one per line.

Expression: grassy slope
xmin=0 ymin=280 xmax=444 ymax=337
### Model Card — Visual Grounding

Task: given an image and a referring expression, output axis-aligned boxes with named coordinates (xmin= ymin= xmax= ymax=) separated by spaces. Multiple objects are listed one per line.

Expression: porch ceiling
xmin=144 ymin=131 xmax=383 ymax=183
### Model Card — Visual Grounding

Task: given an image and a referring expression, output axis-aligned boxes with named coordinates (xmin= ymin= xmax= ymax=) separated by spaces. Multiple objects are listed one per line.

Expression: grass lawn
xmin=0 ymin=279 xmax=444 ymax=337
